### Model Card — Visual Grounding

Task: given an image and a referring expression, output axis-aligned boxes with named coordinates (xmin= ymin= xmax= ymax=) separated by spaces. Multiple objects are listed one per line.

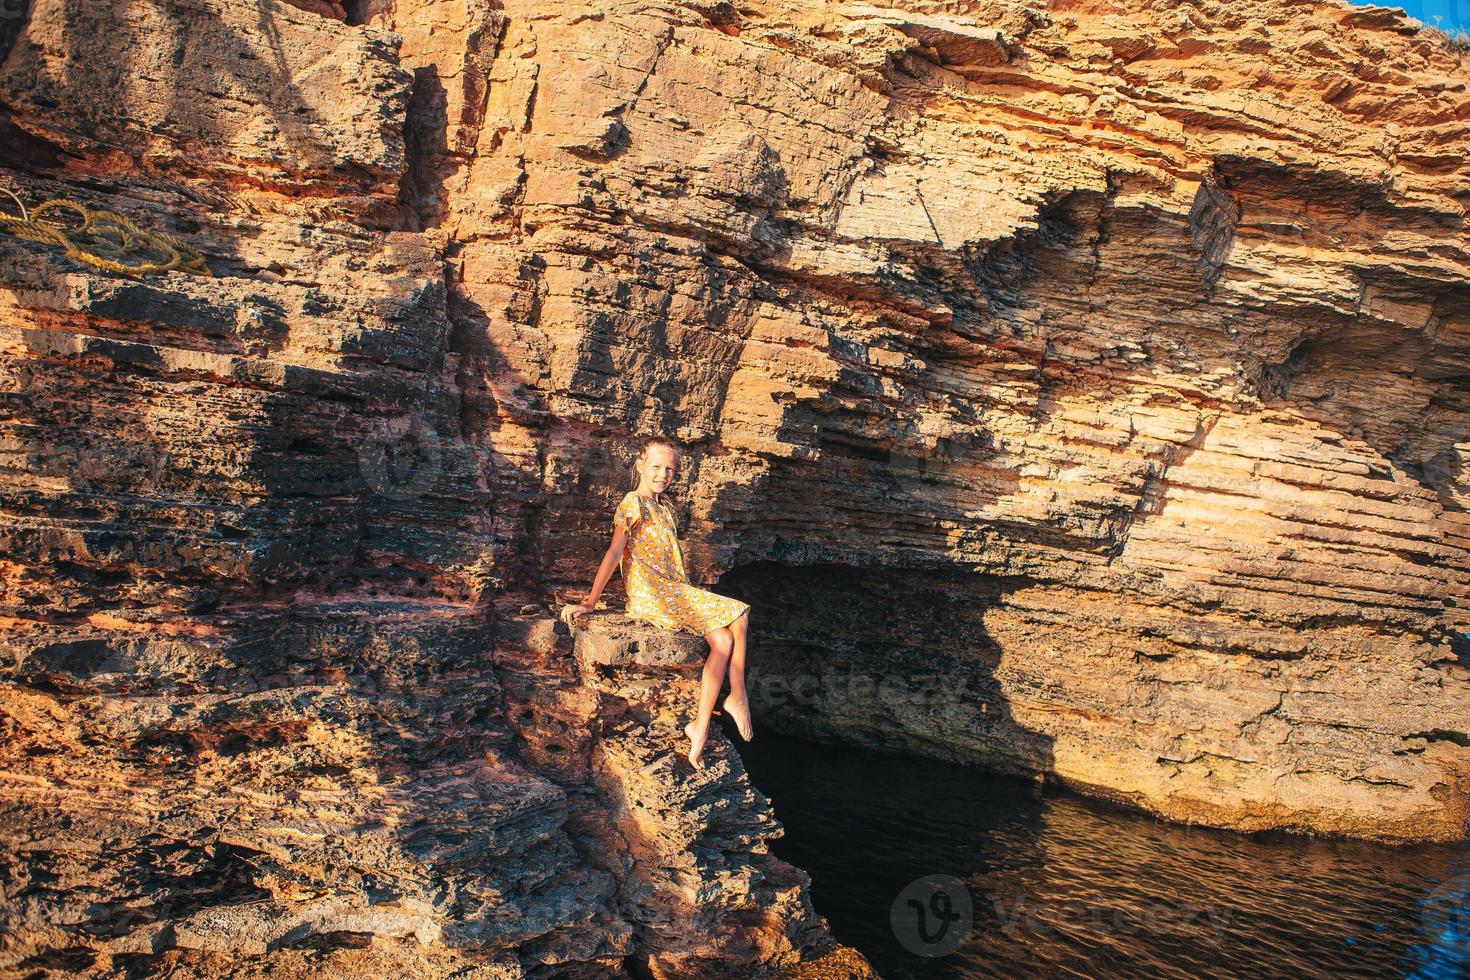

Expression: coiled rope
xmin=0 ymin=187 xmax=211 ymax=277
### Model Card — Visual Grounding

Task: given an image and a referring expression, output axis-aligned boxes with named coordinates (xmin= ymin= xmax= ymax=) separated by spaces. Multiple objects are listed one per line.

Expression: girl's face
xmin=639 ymin=445 xmax=678 ymax=495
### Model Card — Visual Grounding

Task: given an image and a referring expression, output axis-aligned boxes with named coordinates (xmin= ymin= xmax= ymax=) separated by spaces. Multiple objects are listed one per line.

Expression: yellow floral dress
xmin=613 ymin=490 xmax=750 ymax=636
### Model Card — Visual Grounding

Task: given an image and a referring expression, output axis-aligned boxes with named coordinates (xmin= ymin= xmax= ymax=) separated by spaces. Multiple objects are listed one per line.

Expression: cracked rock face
xmin=444 ymin=0 xmax=1469 ymax=842
xmin=0 ymin=0 xmax=866 ymax=975
xmin=0 ymin=0 xmax=1468 ymax=974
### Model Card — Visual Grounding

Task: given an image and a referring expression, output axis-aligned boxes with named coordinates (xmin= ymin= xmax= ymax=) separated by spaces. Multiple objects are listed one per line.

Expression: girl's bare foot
xmin=683 ymin=722 xmax=707 ymax=769
xmin=721 ymin=694 xmax=753 ymax=742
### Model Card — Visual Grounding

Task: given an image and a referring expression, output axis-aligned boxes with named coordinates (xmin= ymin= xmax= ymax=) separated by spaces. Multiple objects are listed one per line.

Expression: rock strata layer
xmin=2 ymin=0 xmax=1469 ymax=973
xmin=0 ymin=0 xmax=871 ymax=974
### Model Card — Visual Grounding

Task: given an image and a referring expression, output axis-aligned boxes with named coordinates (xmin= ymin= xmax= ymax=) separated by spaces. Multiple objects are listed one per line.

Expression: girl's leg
xmin=721 ymin=610 xmax=753 ymax=741
xmin=685 ymin=626 xmax=734 ymax=769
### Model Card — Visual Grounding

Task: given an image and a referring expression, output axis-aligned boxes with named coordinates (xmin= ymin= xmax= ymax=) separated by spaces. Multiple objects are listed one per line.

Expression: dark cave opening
xmin=713 ymin=559 xmax=1054 ymax=779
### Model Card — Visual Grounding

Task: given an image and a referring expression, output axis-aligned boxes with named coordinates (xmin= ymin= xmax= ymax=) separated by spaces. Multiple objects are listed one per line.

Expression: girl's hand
xmin=559 ymin=602 xmax=594 ymax=626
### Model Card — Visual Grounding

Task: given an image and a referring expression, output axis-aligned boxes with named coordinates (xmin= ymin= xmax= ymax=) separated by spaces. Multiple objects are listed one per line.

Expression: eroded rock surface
xmin=0 ymin=0 xmax=868 ymax=975
xmin=441 ymin=0 xmax=1470 ymax=842
xmin=2 ymin=0 xmax=1469 ymax=973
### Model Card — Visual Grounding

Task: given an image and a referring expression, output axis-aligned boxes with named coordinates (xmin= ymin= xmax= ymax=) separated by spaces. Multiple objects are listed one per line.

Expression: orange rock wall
xmin=1 ymin=0 xmax=1468 ymax=973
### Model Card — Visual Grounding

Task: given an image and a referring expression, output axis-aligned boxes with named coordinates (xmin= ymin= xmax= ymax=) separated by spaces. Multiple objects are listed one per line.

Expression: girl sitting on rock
xmin=559 ymin=436 xmax=753 ymax=769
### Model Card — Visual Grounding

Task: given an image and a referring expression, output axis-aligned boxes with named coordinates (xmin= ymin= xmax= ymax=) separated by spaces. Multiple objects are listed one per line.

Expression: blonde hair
xmin=630 ymin=435 xmax=681 ymax=488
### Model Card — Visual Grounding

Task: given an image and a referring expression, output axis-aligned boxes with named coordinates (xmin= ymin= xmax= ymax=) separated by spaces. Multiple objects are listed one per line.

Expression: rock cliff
xmin=1 ymin=0 xmax=1468 ymax=974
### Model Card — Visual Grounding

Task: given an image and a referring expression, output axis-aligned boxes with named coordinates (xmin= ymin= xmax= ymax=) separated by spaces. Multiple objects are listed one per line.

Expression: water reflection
xmin=735 ymin=727 xmax=1470 ymax=979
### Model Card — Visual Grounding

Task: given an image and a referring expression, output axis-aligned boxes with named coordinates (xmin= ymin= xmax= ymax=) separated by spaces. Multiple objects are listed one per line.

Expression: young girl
xmin=559 ymin=436 xmax=753 ymax=770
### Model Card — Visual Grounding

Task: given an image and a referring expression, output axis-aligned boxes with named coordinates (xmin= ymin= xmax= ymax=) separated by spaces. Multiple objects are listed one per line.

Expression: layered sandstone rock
xmin=1 ymin=0 xmax=1468 ymax=973
xmin=446 ymin=0 xmax=1470 ymax=842
xmin=0 ymin=0 xmax=868 ymax=975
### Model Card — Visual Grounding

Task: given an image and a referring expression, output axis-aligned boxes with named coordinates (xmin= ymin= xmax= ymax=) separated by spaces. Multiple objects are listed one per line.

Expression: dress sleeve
xmin=613 ymin=493 xmax=643 ymax=534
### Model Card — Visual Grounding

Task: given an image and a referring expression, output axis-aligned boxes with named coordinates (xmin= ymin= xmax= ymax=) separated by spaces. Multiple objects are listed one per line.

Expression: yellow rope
xmin=0 ymin=190 xmax=211 ymax=277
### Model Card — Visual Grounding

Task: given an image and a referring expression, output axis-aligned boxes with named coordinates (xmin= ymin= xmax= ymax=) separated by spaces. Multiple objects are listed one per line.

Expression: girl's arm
xmin=560 ymin=526 xmax=629 ymax=624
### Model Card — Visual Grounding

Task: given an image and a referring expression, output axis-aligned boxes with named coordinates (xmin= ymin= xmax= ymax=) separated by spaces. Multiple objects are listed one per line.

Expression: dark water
xmin=733 ymin=726 xmax=1470 ymax=980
